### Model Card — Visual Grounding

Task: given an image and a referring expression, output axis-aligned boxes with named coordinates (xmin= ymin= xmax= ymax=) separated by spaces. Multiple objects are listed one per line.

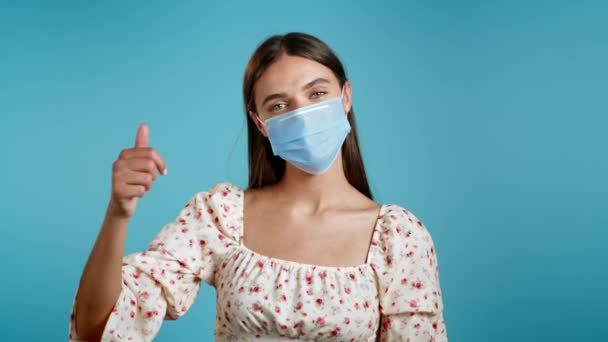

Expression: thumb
xmin=134 ymin=123 xmax=149 ymax=148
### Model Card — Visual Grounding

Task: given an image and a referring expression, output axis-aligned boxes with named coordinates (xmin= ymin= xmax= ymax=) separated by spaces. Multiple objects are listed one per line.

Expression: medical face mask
xmin=258 ymin=90 xmax=351 ymax=175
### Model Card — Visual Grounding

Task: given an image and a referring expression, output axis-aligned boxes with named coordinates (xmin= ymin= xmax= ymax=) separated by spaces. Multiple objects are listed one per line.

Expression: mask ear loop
xmin=252 ymin=110 xmax=266 ymax=128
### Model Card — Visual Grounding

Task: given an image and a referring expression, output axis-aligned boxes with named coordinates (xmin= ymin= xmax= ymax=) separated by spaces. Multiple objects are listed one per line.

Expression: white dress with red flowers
xmin=68 ymin=182 xmax=447 ymax=341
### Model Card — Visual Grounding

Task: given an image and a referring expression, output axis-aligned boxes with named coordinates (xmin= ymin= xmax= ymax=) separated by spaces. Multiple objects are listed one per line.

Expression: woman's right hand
xmin=108 ymin=123 xmax=167 ymax=219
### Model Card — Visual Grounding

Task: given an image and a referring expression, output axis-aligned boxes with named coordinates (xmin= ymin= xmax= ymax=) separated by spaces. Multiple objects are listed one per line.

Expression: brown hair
xmin=243 ymin=32 xmax=373 ymax=199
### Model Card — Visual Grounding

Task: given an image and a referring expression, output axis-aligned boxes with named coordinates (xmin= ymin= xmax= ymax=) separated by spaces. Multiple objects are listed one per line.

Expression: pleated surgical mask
xmin=257 ymin=88 xmax=351 ymax=175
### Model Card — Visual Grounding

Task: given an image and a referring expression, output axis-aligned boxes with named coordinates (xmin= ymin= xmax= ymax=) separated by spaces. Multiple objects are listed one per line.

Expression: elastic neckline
xmin=235 ymin=185 xmax=386 ymax=272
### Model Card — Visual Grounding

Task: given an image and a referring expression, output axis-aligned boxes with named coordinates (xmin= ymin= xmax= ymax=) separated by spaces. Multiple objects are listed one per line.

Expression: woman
xmin=69 ymin=32 xmax=447 ymax=341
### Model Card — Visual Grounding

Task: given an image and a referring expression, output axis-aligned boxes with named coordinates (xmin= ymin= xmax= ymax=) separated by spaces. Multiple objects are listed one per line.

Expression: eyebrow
xmin=261 ymin=78 xmax=331 ymax=107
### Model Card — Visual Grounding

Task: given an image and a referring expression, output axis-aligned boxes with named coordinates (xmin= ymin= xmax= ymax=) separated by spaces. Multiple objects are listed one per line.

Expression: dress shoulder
xmin=369 ymin=204 xmax=445 ymax=315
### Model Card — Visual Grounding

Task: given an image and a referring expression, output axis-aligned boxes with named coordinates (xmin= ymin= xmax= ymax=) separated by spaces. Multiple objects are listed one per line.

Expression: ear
xmin=248 ymin=110 xmax=268 ymax=137
xmin=342 ymin=80 xmax=353 ymax=114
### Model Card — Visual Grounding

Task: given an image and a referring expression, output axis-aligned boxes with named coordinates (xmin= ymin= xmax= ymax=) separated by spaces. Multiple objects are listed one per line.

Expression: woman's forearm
xmin=74 ymin=200 xmax=130 ymax=341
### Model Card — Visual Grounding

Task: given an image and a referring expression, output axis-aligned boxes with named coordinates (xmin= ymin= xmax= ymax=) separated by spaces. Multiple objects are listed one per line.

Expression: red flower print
xmin=385 ymin=255 xmax=392 ymax=266
xmin=344 ymin=317 xmax=350 ymax=325
xmin=274 ymin=306 xmax=281 ymax=313
xmin=315 ymin=317 xmax=325 ymax=326
xmin=249 ymin=285 xmax=260 ymax=293
xmin=252 ymin=303 xmax=261 ymax=312
xmin=344 ymin=287 xmax=351 ymax=295
xmin=382 ymin=316 xmax=392 ymax=330
xmin=145 ymin=310 xmax=158 ymax=318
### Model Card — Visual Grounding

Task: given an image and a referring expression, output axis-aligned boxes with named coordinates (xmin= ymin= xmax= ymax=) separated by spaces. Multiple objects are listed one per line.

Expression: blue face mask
xmin=258 ymin=89 xmax=351 ymax=175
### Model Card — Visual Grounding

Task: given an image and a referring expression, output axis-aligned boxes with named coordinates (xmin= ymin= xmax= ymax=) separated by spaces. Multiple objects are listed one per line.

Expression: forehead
xmin=254 ymin=54 xmax=338 ymax=97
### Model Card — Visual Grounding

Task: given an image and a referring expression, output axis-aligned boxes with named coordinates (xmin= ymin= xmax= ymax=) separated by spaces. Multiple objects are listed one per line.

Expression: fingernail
xmin=162 ymin=168 xmax=167 ymax=176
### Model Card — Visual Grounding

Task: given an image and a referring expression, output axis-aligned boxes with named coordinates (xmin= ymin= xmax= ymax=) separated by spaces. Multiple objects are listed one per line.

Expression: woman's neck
xmin=274 ymin=154 xmax=353 ymax=214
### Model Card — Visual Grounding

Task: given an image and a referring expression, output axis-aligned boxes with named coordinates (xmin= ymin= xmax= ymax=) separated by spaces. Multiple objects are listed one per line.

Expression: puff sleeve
xmin=68 ymin=182 xmax=241 ymax=342
xmin=370 ymin=205 xmax=448 ymax=342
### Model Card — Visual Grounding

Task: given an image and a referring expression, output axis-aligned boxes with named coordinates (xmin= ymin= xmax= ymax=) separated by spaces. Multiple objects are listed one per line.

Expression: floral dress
xmin=68 ymin=182 xmax=447 ymax=341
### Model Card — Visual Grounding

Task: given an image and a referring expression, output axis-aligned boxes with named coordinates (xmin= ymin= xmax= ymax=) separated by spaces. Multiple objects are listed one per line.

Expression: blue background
xmin=1 ymin=1 xmax=606 ymax=340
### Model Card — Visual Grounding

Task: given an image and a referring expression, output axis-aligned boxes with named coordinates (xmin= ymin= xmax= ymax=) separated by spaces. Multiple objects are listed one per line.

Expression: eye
xmin=270 ymin=103 xmax=287 ymax=112
xmin=311 ymin=91 xmax=327 ymax=99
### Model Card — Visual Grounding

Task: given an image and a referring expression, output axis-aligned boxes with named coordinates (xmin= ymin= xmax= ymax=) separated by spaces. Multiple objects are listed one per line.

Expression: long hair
xmin=243 ymin=32 xmax=373 ymax=199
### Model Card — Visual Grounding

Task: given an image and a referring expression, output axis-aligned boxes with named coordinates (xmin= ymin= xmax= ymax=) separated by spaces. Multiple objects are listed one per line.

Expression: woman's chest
xmin=212 ymin=248 xmax=381 ymax=341
xmin=242 ymin=211 xmax=378 ymax=268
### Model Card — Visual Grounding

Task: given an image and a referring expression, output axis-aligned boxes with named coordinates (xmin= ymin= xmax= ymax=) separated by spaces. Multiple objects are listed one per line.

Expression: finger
xmin=134 ymin=123 xmax=149 ymax=148
xmin=123 ymin=170 xmax=154 ymax=191
xmin=120 ymin=148 xmax=167 ymax=175
xmin=119 ymin=184 xmax=147 ymax=199
xmin=122 ymin=158 xmax=159 ymax=180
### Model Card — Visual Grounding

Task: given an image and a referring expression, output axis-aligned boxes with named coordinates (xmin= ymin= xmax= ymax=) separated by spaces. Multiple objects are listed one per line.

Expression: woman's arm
xmin=74 ymin=201 xmax=129 ymax=341
xmin=73 ymin=123 xmax=166 ymax=341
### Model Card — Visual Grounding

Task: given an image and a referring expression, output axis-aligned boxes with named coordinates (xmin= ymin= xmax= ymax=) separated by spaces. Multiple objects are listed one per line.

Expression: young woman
xmin=70 ymin=32 xmax=447 ymax=342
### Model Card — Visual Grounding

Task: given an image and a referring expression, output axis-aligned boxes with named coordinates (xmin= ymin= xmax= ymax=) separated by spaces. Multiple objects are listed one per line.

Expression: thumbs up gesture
xmin=108 ymin=123 xmax=167 ymax=219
